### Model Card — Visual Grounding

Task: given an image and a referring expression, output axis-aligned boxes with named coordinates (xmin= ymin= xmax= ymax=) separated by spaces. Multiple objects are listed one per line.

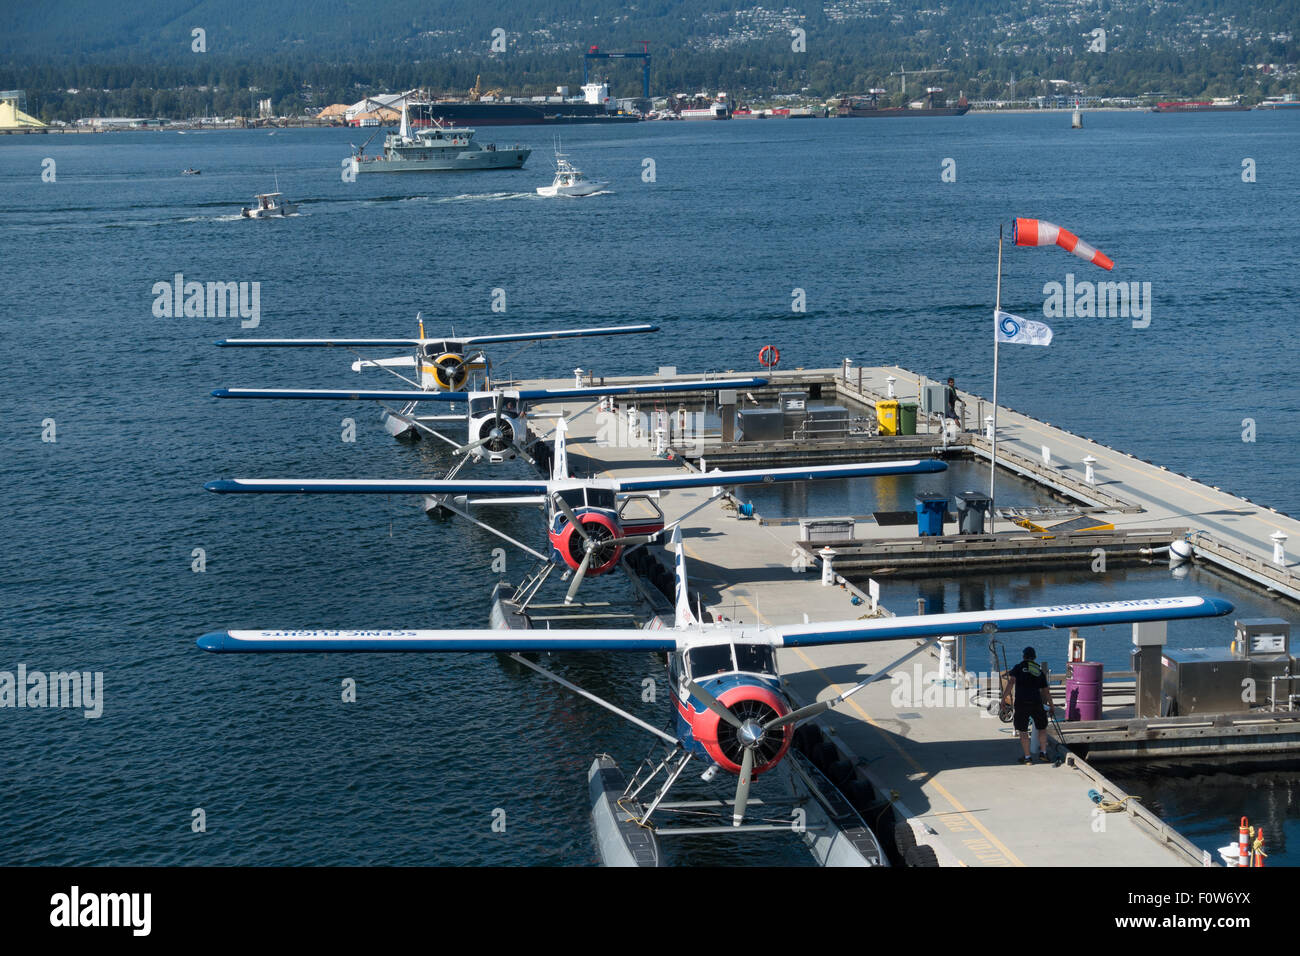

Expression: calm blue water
xmin=1 ymin=112 xmax=1297 ymax=865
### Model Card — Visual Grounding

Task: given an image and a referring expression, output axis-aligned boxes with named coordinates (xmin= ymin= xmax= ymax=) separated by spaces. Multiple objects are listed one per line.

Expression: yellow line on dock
xmin=682 ymin=533 xmax=1024 ymax=868
xmin=788 ymin=646 xmax=1025 ymax=868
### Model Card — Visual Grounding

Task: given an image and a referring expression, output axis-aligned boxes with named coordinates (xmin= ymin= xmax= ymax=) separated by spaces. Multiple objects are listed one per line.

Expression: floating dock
xmin=512 ymin=364 xmax=1300 ymax=867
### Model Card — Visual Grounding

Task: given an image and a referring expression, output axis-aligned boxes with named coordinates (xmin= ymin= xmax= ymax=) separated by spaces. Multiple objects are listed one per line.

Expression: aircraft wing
xmin=213 ymin=388 xmax=465 ymax=402
xmin=763 ymin=596 xmax=1234 ymax=648
xmin=517 ymin=377 xmax=767 ymax=401
xmin=212 ymin=377 xmax=768 ymax=403
xmin=198 ymin=628 xmax=679 ymax=653
xmin=352 ymin=356 xmax=418 ymax=371
xmin=459 ymin=323 xmax=658 ymax=345
xmin=216 ymin=338 xmax=422 ymax=347
xmin=197 ymin=596 xmax=1233 ymax=654
xmin=616 ymin=459 xmax=947 ymax=492
xmin=205 ymin=478 xmax=551 ymax=495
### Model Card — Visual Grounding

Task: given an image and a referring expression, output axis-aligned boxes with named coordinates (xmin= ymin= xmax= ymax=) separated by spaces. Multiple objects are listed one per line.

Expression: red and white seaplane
xmin=206 ymin=417 xmax=949 ymax=604
xmin=197 ymin=527 xmax=1234 ymax=865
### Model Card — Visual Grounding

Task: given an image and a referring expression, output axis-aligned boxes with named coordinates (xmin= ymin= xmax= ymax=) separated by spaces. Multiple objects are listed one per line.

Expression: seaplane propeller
xmin=551 ymin=494 xmax=658 ymax=605
xmin=685 ymin=677 xmax=826 ymax=826
xmin=455 ymin=391 xmax=526 ymax=461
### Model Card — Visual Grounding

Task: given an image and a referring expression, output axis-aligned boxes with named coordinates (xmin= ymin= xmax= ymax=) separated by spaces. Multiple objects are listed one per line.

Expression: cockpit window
xmin=557 ymin=489 xmax=586 ymax=510
xmin=734 ymin=644 xmax=776 ymax=675
xmin=587 ymin=489 xmax=615 ymax=511
xmin=687 ymin=645 xmax=734 ymax=677
xmin=469 ymin=397 xmax=494 ymax=416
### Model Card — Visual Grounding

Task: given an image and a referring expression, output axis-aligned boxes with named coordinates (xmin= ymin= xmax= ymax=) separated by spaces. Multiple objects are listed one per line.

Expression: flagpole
xmin=990 ymin=224 xmax=1003 ymax=525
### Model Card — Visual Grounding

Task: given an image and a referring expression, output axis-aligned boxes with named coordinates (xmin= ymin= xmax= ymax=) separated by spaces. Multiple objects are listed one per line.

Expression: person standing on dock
xmin=945 ymin=377 xmax=963 ymax=428
xmin=1005 ymin=647 xmax=1055 ymax=764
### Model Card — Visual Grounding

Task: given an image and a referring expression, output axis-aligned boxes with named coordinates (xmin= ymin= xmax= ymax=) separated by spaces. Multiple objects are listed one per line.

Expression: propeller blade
xmin=455 ymin=433 xmax=494 ymax=457
xmin=552 ymin=496 xmax=594 ymax=546
xmin=605 ymin=533 xmax=656 ymax=548
xmin=685 ymin=680 xmax=742 ymax=730
xmin=763 ymin=697 xmax=833 ymax=732
xmin=564 ymin=548 xmax=593 ymax=605
xmin=733 ymin=747 xmax=754 ymax=827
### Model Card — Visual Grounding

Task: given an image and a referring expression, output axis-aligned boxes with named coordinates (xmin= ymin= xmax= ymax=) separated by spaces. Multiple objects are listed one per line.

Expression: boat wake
xmin=434 ymin=192 xmax=539 ymax=203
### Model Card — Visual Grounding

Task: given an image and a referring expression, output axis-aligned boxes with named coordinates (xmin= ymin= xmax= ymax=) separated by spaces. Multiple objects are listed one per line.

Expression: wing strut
xmin=508 ymin=653 xmax=679 ymax=745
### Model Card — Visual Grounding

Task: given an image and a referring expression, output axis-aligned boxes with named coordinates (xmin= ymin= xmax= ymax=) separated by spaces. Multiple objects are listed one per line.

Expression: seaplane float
xmin=197 ymin=526 xmax=1234 ymax=866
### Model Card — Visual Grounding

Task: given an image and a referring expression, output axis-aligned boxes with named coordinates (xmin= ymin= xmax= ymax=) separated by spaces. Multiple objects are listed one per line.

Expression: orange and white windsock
xmin=1013 ymin=218 xmax=1114 ymax=271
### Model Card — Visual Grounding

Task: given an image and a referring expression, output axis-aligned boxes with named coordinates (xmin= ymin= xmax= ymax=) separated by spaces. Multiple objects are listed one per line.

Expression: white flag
xmin=995 ymin=309 xmax=1053 ymax=346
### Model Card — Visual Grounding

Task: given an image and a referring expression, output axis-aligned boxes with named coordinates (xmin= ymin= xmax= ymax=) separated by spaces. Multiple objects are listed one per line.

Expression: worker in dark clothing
xmin=1003 ymin=646 xmax=1055 ymax=764
xmin=944 ymin=377 xmax=961 ymax=423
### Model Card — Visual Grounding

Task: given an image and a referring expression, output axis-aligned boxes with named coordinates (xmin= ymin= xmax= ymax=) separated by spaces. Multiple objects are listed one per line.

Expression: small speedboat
xmin=240 ymin=192 xmax=296 ymax=218
xmin=182 ymin=168 xmax=201 ymax=175
xmin=536 ymin=155 xmax=607 ymax=198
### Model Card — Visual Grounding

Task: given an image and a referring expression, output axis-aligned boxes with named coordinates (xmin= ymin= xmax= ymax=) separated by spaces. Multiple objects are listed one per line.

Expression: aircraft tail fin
xmin=552 ymin=418 xmax=569 ymax=481
xmin=671 ymin=527 xmax=697 ymax=630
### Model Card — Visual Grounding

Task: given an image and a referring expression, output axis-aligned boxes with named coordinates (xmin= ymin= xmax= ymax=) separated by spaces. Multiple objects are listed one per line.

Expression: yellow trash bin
xmin=876 ymin=400 xmax=900 ymax=436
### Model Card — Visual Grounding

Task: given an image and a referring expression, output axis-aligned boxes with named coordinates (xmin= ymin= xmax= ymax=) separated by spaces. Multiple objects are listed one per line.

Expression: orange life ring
xmin=759 ymin=345 xmax=780 ymax=367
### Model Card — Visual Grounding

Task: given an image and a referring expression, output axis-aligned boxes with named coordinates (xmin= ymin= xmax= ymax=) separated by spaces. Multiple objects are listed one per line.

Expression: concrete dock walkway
xmin=526 ymin=384 xmax=1204 ymax=866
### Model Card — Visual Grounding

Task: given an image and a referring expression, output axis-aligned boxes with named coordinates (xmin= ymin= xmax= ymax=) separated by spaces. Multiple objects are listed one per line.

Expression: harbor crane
xmin=889 ymin=67 xmax=946 ymax=96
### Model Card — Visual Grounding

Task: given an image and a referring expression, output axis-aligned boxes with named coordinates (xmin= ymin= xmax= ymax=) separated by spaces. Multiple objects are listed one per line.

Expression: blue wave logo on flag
xmin=995 ymin=309 xmax=1053 ymax=346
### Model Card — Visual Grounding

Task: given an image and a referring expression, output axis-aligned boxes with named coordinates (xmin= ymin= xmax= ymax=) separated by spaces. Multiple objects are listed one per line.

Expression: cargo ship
xmin=837 ymin=88 xmax=969 ymax=118
xmin=414 ymin=81 xmax=639 ymax=126
xmin=1151 ymin=99 xmax=1249 ymax=113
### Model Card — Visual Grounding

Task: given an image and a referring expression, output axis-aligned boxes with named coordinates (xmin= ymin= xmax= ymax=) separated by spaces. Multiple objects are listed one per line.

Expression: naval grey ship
xmin=352 ymin=104 xmax=530 ymax=174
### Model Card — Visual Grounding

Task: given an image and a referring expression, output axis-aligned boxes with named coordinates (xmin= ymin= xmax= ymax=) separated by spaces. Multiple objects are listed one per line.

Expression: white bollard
xmin=710 ymin=466 xmax=725 ymax=498
xmin=886 ymin=375 xmax=897 ymax=399
xmin=1271 ymin=530 xmax=1288 ymax=566
xmin=1042 ymin=445 xmax=1051 ymax=466
xmin=843 ymin=358 xmax=853 ymax=380
xmin=654 ymin=427 xmax=667 ymax=456
xmin=574 ymin=368 xmax=585 ymax=388
xmin=938 ymin=637 xmax=957 ymax=681
xmin=985 ymin=415 xmax=995 ymax=440
xmin=819 ymin=547 xmax=836 ymax=586
xmin=1083 ymin=454 xmax=1097 ymax=485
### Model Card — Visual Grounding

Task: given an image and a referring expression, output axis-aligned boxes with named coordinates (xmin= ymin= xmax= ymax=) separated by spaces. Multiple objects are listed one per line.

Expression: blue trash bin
xmin=915 ymin=493 xmax=948 ymax=536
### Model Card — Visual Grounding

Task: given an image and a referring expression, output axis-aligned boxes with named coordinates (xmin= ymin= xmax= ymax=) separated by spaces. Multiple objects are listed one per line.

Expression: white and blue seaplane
xmin=213 ymin=369 xmax=767 ymax=467
xmin=198 ymin=527 xmax=1234 ymax=866
xmin=206 ymin=417 xmax=947 ymax=605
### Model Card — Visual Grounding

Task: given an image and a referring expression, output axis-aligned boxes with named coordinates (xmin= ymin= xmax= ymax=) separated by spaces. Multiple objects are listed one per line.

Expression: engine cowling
xmin=553 ymin=512 xmax=622 ymax=574
xmin=475 ymin=415 xmax=516 ymax=454
xmin=427 ymin=352 xmax=468 ymax=391
xmin=689 ymin=683 xmax=792 ymax=776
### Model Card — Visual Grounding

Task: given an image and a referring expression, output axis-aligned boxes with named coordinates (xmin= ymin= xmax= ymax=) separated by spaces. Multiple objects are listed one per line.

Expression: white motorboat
xmin=536 ymin=154 xmax=607 ymax=197
xmin=240 ymin=192 xmax=296 ymax=218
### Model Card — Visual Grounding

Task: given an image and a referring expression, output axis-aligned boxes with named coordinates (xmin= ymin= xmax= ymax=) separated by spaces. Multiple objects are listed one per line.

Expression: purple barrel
xmin=1066 ymin=662 xmax=1104 ymax=721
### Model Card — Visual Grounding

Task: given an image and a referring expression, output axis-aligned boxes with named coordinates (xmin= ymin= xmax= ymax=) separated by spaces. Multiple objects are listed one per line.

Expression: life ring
xmin=758 ymin=345 xmax=780 ymax=368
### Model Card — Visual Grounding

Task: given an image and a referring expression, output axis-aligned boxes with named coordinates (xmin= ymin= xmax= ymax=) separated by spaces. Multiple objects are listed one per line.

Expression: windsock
xmin=1013 ymin=218 xmax=1114 ymax=271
